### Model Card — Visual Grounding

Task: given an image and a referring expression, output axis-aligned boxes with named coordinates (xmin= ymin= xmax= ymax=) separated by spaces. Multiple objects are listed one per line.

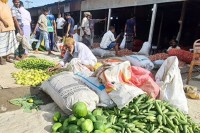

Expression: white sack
xmin=75 ymin=73 xmax=115 ymax=108
xmin=155 ymin=56 xmax=188 ymax=113
xmin=123 ymin=55 xmax=154 ymax=71
xmin=138 ymin=42 xmax=151 ymax=56
xmin=91 ymin=48 xmax=115 ymax=57
xmin=40 ymin=72 xmax=99 ymax=114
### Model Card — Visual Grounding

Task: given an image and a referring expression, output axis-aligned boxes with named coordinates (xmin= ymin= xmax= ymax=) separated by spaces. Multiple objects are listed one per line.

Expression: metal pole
xmin=157 ymin=12 xmax=164 ymax=47
xmin=107 ymin=8 xmax=112 ymax=31
xmin=80 ymin=10 xmax=82 ymax=24
xmin=176 ymin=1 xmax=187 ymax=42
xmin=148 ymin=4 xmax=157 ymax=44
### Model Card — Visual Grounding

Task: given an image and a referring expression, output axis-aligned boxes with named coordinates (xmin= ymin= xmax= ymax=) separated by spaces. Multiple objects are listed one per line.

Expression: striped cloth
xmin=0 ymin=31 xmax=18 ymax=56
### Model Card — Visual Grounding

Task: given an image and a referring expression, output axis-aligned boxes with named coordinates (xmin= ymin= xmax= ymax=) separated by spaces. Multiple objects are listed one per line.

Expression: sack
xmin=120 ymin=36 xmax=126 ymax=49
xmin=91 ymin=48 xmax=115 ymax=57
xmin=155 ymin=56 xmax=188 ymax=113
xmin=41 ymin=72 xmax=99 ymax=114
xmin=153 ymin=60 xmax=165 ymax=69
xmin=75 ymin=73 xmax=115 ymax=108
xmin=168 ymin=49 xmax=193 ymax=63
xmin=16 ymin=33 xmax=32 ymax=50
xmin=66 ymin=58 xmax=93 ymax=76
xmin=97 ymin=61 xmax=145 ymax=109
xmin=138 ymin=42 xmax=151 ymax=56
xmin=123 ymin=55 xmax=154 ymax=71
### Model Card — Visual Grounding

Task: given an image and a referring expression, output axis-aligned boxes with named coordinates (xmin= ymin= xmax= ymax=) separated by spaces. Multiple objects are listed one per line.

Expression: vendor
xmin=100 ymin=26 xmax=121 ymax=55
xmin=167 ymin=39 xmax=181 ymax=52
xmin=48 ymin=37 xmax=97 ymax=71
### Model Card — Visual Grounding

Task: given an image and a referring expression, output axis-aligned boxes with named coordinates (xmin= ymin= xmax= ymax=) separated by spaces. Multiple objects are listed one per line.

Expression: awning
xmin=81 ymin=0 xmax=185 ymax=11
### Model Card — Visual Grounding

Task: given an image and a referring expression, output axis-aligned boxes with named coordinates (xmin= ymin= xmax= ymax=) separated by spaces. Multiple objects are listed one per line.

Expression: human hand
xmin=19 ymin=29 xmax=24 ymax=36
xmin=3 ymin=21 xmax=9 ymax=28
xmin=48 ymin=67 xmax=55 ymax=72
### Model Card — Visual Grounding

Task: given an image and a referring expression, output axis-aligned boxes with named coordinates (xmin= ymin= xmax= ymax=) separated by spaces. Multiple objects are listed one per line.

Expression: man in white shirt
xmin=48 ymin=37 xmax=97 ymax=72
xmin=100 ymin=26 xmax=120 ymax=55
xmin=81 ymin=12 xmax=91 ymax=47
xmin=19 ymin=1 xmax=31 ymax=56
xmin=56 ymin=13 xmax=65 ymax=37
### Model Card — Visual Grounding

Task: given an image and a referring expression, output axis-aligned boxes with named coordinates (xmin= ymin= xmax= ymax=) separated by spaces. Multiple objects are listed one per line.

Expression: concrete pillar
xmin=107 ymin=8 xmax=112 ymax=31
xmin=148 ymin=4 xmax=157 ymax=44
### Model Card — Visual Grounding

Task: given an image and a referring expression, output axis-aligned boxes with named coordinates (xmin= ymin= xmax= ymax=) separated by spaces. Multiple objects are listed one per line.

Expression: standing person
xmin=124 ymin=15 xmax=136 ymax=51
xmin=65 ymin=13 xmax=74 ymax=38
xmin=33 ymin=7 xmax=50 ymax=54
xmin=12 ymin=0 xmax=25 ymax=60
xmin=89 ymin=15 xmax=106 ymax=45
xmin=47 ymin=10 xmax=57 ymax=53
xmin=0 ymin=0 xmax=18 ymax=65
xmin=56 ymin=13 xmax=65 ymax=37
xmin=19 ymin=1 xmax=31 ymax=56
xmin=81 ymin=12 xmax=91 ymax=47
xmin=100 ymin=26 xmax=121 ymax=55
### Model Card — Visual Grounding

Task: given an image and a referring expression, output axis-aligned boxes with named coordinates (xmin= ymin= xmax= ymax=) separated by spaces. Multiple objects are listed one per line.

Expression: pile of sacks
xmin=40 ymin=56 xmax=188 ymax=115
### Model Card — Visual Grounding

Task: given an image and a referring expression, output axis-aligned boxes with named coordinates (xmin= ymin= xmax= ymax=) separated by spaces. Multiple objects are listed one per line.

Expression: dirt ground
xmin=0 ymin=52 xmax=200 ymax=126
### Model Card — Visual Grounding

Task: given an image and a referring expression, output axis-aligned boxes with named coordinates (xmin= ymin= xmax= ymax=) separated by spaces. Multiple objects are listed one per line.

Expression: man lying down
xmin=48 ymin=37 xmax=97 ymax=72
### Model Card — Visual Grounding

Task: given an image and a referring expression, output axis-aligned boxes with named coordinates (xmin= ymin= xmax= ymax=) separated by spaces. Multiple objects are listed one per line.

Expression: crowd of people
xmin=1 ymin=0 xmax=183 ymax=70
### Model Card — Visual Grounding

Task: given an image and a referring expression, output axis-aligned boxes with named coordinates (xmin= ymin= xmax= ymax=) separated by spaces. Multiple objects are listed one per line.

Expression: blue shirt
xmin=67 ymin=17 xmax=75 ymax=35
xmin=47 ymin=14 xmax=55 ymax=32
xmin=125 ymin=18 xmax=136 ymax=34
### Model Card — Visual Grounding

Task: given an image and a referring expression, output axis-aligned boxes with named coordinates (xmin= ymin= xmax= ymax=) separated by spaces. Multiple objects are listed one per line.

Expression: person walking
xmin=89 ymin=15 xmax=106 ymax=45
xmin=124 ymin=15 xmax=136 ymax=51
xmin=81 ymin=12 xmax=91 ymax=47
xmin=12 ymin=0 xmax=25 ymax=60
xmin=65 ymin=13 xmax=74 ymax=38
xmin=33 ymin=7 xmax=50 ymax=54
xmin=0 ymin=0 xmax=18 ymax=65
xmin=56 ymin=13 xmax=65 ymax=37
xmin=47 ymin=10 xmax=57 ymax=53
xmin=19 ymin=1 xmax=31 ymax=56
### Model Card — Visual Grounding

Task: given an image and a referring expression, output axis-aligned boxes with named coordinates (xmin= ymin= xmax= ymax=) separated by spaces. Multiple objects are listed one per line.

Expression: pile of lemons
xmin=12 ymin=69 xmax=51 ymax=87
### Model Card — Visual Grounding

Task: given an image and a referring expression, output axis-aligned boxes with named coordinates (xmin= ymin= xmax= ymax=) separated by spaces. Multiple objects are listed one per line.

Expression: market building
xmin=28 ymin=0 xmax=200 ymax=50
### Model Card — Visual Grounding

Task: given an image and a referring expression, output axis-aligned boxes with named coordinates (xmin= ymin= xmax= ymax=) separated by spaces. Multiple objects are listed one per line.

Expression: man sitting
xmin=48 ymin=37 xmax=97 ymax=72
xmin=100 ymin=26 xmax=121 ymax=55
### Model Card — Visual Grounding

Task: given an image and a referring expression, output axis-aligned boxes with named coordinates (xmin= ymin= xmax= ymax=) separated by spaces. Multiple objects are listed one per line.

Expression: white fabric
xmin=59 ymin=42 xmax=97 ymax=67
xmin=65 ymin=58 xmax=93 ymax=77
xmin=123 ymin=55 xmax=154 ymax=71
xmin=96 ymin=61 xmax=145 ymax=109
xmin=41 ymin=72 xmax=99 ymax=114
xmin=138 ymin=42 xmax=151 ymax=56
xmin=100 ymin=30 xmax=115 ymax=49
xmin=91 ymin=47 xmax=115 ymax=57
xmin=167 ymin=46 xmax=181 ymax=52
xmin=16 ymin=33 xmax=32 ymax=50
xmin=19 ymin=7 xmax=31 ymax=26
xmin=155 ymin=56 xmax=188 ymax=113
xmin=73 ymin=33 xmax=80 ymax=42
xmin=56 ymin=17 xmax=65 ymax=29
xmin=81 ymin=17 xmax=91 ymax=36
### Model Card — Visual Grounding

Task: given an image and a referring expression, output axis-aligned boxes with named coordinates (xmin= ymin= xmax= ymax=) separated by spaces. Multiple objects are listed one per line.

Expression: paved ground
xmin=0 ymin=52 xmax=200 ymax=125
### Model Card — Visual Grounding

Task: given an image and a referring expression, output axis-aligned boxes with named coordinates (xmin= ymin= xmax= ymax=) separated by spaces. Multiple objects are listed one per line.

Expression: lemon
xmin=28 ymin=98 xmax=34 ymax=103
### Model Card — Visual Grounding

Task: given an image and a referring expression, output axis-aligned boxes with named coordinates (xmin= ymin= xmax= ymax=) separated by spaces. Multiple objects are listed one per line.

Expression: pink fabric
xmin=129 ymin=66 xmax=159 ymax=98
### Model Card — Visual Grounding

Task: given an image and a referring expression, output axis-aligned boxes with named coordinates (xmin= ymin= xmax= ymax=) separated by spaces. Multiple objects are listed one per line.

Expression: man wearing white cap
xmin=81 ymin=12 xmax=91 ymax=47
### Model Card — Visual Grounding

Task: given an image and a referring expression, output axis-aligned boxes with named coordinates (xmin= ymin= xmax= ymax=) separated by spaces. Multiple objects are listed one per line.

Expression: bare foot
xmin=34 ymin=50 xmax=39 ymax=54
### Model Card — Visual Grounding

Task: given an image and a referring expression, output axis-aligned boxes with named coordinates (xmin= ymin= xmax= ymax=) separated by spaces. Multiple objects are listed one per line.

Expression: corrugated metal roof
xmin=81 ymin=0 xmax=185 ymax=11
